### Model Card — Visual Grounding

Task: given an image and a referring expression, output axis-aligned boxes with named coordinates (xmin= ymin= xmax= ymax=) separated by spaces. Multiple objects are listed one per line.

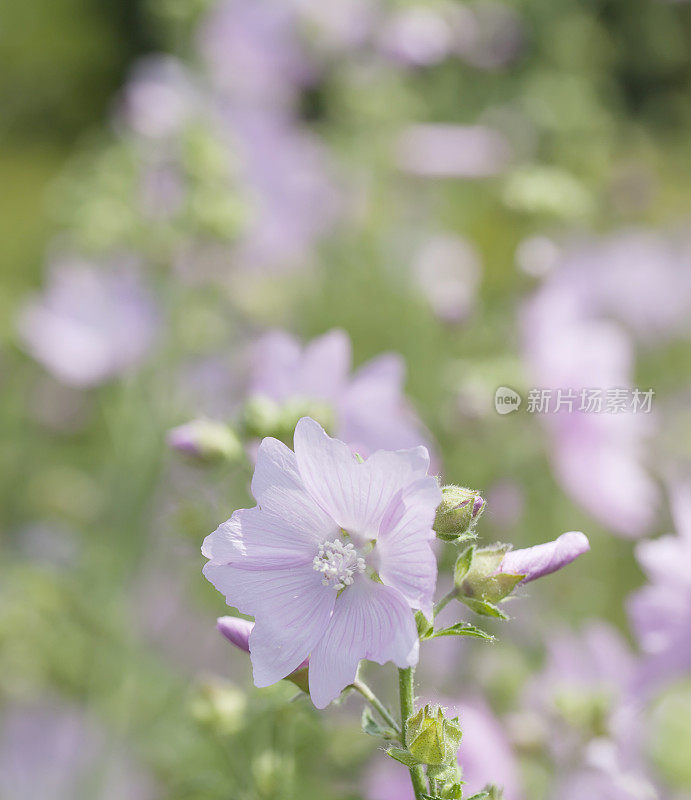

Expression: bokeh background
xmin=1 ymin=0 xmax=690 ymax=798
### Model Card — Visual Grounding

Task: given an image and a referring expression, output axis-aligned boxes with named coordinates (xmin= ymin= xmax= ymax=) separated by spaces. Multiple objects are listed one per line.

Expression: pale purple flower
xmin=248 ymin=329 xmax=436 ymax=459
xmin=396 ymin=124 xmax=512 ymax=178
xmin=17 ymin=258 xmax=159 ymax=388
xmin=498 ymin=531 xmax=590 ymax=583
xmin=202 ymin=417 xmax=441 ymax=708
xmin=365 ymin=696 xmax=523 ymax=800
xmin=0 ymin=702 xmax=158 ymax=800
xmin=628 ymin=480 xmax=691 ymax=692
xmin=413 ymin=234 xmax=482 ymax=324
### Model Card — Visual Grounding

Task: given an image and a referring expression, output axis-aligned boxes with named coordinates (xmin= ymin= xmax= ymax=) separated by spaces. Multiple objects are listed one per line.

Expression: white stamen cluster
xmin=313 ymin=539 xmax=366 ymax=590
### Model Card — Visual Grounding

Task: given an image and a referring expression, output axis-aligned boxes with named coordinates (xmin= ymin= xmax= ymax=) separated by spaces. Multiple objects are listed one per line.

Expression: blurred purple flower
xmin=199 ymin=0 xmax=313 ymax=107
xmin=224 ymin=109 xmax=340 ymax=272
xmin=413 ymin=234 xmax=482 ymax=324
xmin=120 ymin=56 xmax=198 ymax=140
xmin=453 ymin=1 xmax=525 ymax=70
xmin=0 ymin=702 xmax=158 ymax=800
xmin=365 ymin=695 xmax=523 ymax=800
xmin=202 ymin=417 xmax=440 ymax=708
xmin=17 ymin=258 xmax=159 ymax=388
xmin=248 ymin=329 xmax=436 ymax=458
xmin=499 ymin=531 xmax=590 ymax=583
xmin=628 ymin=480 xmax=691 ymax=693
xmin=556 ymin=230 xmax=691 ymax=345
xmin=379 ymin=7 xmax=454 ymax=67
xmin=521 ymin=254 xmax=658 ymax=538
xmin=396 ymin=124 xmax=512 ymax=178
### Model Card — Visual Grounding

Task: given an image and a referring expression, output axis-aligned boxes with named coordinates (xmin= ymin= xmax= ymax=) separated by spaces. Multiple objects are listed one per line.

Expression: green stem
xmin=352 ymin=678 xmax=401 ymax=738
xmin=398 ymin=667 xmax=427 ymax=800
xmin=433 ymin=588 xmax=458 ymax=618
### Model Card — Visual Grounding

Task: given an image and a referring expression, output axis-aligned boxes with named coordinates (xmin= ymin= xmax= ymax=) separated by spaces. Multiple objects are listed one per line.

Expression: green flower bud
xmin=434 ymin=485 xmax=486 ymax=543
xmin=189 ymin=677 xmax=247 ymax=736
xmin=454 ymin=544 xmax=524 ymax=606
xmin=406 ymin=704 xmax=462 ymax=767
xmin=242 ymin=395 xmax=336 ymax=442
xmin=166 ymin=419 xmax=244 ymax=463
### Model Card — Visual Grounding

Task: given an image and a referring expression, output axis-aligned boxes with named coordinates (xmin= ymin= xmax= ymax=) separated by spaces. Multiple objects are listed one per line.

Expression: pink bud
xmin=498 ymin=531 xmax=589 ymax=583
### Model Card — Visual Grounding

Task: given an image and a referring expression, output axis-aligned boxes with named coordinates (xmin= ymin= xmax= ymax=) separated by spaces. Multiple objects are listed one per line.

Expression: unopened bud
xmin=167 ymin=419 xmax=243 ymax=462
xmin=434 ymin=485 xmax=486 ymax=543
xmin=189 ymin=676 xmax=247 ymax=735
xmin=455 ymin=544 xmax=524 ymax=605
xmin=243 ymin=395 xmax=335 ymax=441
xmin=406 ymin=704 xmax=462 ymax=767
xmin=216 ymin=617 xmax=309 ymax=693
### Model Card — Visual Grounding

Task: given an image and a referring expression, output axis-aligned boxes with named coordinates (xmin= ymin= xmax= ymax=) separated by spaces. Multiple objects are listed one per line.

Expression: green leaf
xmin=465 ymin=793 xmax=490 ymax=800
xmin=387 ymin=748 xmax=421 ymax=768
xmin=428 ymin=622 xmax=495 ymax=641
xmin=461 ymin=597 xmax=509 ymax=620
xmin=453 ymin=546 xmax=475 ymax=584
xmin=361 ymin=708 xmax=397 ymax=740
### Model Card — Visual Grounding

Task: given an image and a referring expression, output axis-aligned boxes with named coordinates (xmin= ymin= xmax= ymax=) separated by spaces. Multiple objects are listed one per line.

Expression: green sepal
xmin=361 ymin=708 xmax=398 ymax=740
xmin=461 ymin=597 xmax=510 ymax=620
xmin=416 ymin=610 xmax=435 ymax=640
xmin=453 ymin=546 xmax=475 ymax=584
xmin=428 ymin=622 xmax=495 ymax=641
xmin=387 ymin=748 xmax=422 ymax=768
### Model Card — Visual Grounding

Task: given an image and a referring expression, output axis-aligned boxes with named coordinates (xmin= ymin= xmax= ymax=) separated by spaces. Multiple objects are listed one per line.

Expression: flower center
xmin=313 ymin=539 xmax=366 ymax=590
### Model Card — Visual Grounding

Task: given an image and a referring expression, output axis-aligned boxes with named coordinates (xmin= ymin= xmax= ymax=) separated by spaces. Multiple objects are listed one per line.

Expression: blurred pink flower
xmin=628 ymin=480 xmax=691 ymax=693
xmin=224 ymin=109 xmax=340 ymax=272
xmin=413 ymin=234 xmax=482 ymax=324
xmin=520 ymin=253 xmax=658 ymax=537
xmin=17 ymin=258 xmax=159 ymax=388
xmin=0 ymin=701 xmax=158 ymax=800
xmin=365 ymin=695 xmax=523 ymax=800
xmin=396 ymin=124 xmax=512 ymax=178
xmin=248 ymin=329 xmax=437 ymax=458
xmin=120 ymin=56 xmax=198 ymax=140
xmin=202 ymin=417 xmax=441 ymax=708
xmin=199 ymin=0 xmax=313 ymax=107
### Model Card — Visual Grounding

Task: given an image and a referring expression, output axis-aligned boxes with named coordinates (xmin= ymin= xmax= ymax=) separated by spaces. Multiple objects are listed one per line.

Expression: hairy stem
xmin=352 ymin=678 xmax=401 ymax=737
xmin=433 ymin=588 xmax=458 ymax=618
xmin=398 ymin=667 xmax=427 ymax=800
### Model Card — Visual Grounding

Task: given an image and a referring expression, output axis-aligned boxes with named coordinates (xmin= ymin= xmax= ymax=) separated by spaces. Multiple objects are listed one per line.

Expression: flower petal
xmin=251 ymin=437 xmax=339 ymax=543
xmin=202 ymin=506 xmax=320 ymax=568
xmin=294 ymin=416 xmax=431 ymax=538
xmin=308 ymin=579 xmax=419 ymax=709
xmin=376 ymin=476 xmax=442 ymax=616
xmin=293 ymin=329 xmax=351 ymax=402
xmin=249 ymin=330 xmax=302 ymax=403
xmin=498 ymin=531 xmax=590 ymax=583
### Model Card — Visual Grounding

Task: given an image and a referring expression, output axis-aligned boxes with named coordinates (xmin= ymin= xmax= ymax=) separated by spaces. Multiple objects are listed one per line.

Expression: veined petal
xmin=202 ymin=506 xmax=320 ymax=567
xmin=308 ymin=579 xmax=419 ymax=709
xmin=294 ymin=416 xmax=431 ymax=537
xmin=249 ymin=582 xmax=332 ymax=687
xmin=376 ymin=476 xmax=442 ymax=616
xmin=498 ymin=531 xmax=590 ymax=583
